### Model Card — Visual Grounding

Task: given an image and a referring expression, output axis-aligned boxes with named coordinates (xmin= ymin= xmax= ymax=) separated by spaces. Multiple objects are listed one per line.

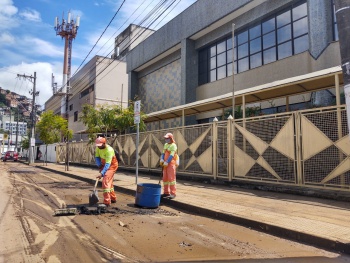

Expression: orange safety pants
xmin=162 ymin=164 xmax=176 ymax=196
xmin=101 ymin=169 xmax=117 ymax=205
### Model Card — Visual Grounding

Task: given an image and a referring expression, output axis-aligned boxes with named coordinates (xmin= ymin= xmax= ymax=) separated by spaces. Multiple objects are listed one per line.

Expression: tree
xmin=0 ymin=93 xmax=6 ymax=105
xmin=115 ymin=101 xmax=147 ymax=133
xmin=80 ymin=101 xmax=147 ymax=141
xmin=21 ymin=137 xmax=29 ymax=150
xmin=35 ymin=110 xmax=73 ymax=164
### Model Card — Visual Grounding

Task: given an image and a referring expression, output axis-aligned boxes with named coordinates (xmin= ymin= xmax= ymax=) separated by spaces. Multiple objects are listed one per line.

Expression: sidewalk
xmin=33 ymin=162 xmax=350 ymax=254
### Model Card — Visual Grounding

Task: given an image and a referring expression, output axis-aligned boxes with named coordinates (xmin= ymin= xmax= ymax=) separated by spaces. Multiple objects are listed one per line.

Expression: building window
xmin=198 ymin=1 xmax=308 ymax=84
xmin=199 ymin=37 xmax=233 ymax=85
xmin=235 ymin=1 xmax=308 ymax=72
xmin=74 ymin=111 xmax=78 ymax=122
xmin=69 ymin=104 xmax=73 ymax=111
xmin=80 ymin=85 xmax=94 ymax=99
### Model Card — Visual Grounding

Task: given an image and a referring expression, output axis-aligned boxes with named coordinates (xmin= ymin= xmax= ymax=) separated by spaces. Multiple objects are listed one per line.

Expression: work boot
xmin=111 ymin=200 xmax=117 ymax=203
xmin=161 ymin=193 xmax=170 ymax=198
xmin=168 ymin=194 xmax=176 ymax=199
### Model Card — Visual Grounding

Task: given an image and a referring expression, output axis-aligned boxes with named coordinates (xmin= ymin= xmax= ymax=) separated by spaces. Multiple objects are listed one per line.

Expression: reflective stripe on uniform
xmin=163 ymin=181 xmax=176 ymax=185
xmin=103 ymin=188 xmax=115 ymax=193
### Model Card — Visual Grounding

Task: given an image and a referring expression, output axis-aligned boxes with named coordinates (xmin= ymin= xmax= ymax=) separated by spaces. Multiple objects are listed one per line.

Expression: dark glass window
xmin=293 ymin=2 xmax=307 ymax=20
xmin=277 ymin=10 xmax=291 ymax=27
xmin=198 ymin=0 xmax=308 ymax=84
xmin=293 ymin=17 xmax=308 ymax=37
xmin=80 ymin=85 xmax=94 ymax=99
xmin=294 ymin=34 xmax=309 ymax=54
xmin=199 ymin=35 xmax=233 ymax=84
xmin=277 ymin=25 xmax=291 ymax=43
xmin=263 ymin=32 xmax=275 ymax=49
xmin=74 ymin=111 xmax=78 ymax=122
xmin=278 ymin=41 xmax=292 ymax=59
xmin=250 ymin=53 xmax=262 ymax=69
xmin=249 ymin=24 xmax=261 ymax=39
xmin=250 ymin=37 xmax=261 ymax=54
xmin=263 ymin=18 xmax=275 ymax=34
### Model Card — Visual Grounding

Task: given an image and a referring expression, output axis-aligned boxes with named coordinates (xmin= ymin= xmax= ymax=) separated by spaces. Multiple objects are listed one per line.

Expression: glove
xmin=160 ymin=159 xmax=164 ymax=166
xmin=163 ymin=162 xmax=168 ymax=167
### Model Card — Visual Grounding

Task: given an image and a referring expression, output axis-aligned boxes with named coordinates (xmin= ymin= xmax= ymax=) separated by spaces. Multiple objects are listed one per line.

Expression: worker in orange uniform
xmin=159 ymin=133 xmax=179 ymax=199
xmin=95 ymin=137 xmax=118 ymax=206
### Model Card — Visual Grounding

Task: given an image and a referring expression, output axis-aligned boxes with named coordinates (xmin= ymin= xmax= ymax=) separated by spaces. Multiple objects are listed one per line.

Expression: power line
xmin=68 ymin=0 xmax=168 ymax=90
xmin=72 ymin=0 xmax=126 ymax=76
xmin=69 ymin=0 xmax=174 ymax=92
xmin=56 ymin=0 xmax=181 ymax=112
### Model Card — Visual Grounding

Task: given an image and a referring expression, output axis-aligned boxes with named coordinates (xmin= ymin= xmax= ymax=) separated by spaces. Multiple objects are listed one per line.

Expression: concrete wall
xmin=139 ymin=59 xmax=181 ymax=113
xmin=127 ymin=0 xmax=252 ymax=71
xmin=95 ymin=58 xmax=128 ymax=108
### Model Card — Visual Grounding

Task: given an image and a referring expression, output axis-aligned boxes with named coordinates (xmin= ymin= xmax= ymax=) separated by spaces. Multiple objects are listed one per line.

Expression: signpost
xmin=134 ymin=100 xmax=141 ymax=184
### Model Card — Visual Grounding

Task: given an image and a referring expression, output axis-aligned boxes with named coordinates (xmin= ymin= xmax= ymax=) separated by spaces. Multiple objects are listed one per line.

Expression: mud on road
xmin=0 ymin=162 xmax=349 ymax=263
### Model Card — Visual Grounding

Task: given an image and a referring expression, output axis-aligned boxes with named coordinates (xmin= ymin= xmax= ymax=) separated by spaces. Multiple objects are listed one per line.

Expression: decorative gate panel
xmin=301 ymin=108 xmax=350 ymax=188
xmin=234 ymin=114 xmax=297 ymax=183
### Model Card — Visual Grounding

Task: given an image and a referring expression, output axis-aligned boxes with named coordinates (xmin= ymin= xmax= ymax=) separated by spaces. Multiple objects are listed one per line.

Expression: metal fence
xmin=56 ymin=106 xmax=350 ymax=191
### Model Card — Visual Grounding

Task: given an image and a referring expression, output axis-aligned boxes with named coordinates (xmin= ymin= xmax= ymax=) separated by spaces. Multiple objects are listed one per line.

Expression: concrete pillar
xmin=308 ymin=0 xmax=334 ymax=59
xmin=181 ymin=39 xmax=198 ymax=125
xmin=129 ymin=71 xmax=138 ymax=102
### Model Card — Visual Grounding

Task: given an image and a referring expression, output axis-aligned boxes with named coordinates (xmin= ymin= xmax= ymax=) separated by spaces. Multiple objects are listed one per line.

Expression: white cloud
xmin=19 ymin=8 xmax=41 ymax=22
xmin=29 ymin=37 xmax=62 ymax=57
xmin=0 ymin=0 xmax=17 ymax=16
xmin=0 ymin=0 xmax=18 ymax=29
xmin=0 ymin=32 xmax=15 ymax=45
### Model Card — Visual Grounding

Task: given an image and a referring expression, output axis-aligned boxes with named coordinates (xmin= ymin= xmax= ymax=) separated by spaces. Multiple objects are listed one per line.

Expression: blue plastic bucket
xmin=135 ymin=183 xmax=161 ymax=208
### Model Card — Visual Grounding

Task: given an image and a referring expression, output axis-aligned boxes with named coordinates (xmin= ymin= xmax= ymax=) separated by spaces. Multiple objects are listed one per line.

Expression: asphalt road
xmin=1 ymin=161 xmax=349 ymax=263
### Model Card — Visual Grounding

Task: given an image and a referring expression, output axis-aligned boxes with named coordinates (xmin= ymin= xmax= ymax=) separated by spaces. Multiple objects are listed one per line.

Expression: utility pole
xmin=15 ymin=108 xmax=19 ymax=152
xmin=8 ymin=108 xmax=11 ymax=150
xmin=17 ymin=72 xmax=38 ymax=164
xmin=54 ymin=12 xmax=80 ymax=171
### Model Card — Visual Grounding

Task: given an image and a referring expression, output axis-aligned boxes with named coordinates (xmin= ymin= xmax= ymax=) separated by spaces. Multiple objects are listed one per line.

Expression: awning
xmin=145 ymin=66 xmax=343 ymax=123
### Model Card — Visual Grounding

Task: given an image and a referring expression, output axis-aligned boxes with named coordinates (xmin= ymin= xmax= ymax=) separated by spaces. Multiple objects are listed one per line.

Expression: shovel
xmin=89 ymin=178 xmax=100 ymax=206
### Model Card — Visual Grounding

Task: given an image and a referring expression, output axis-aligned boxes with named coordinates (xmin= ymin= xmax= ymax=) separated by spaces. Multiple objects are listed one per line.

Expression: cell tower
xmin=54 ymin=12 xmax=80 ymax=118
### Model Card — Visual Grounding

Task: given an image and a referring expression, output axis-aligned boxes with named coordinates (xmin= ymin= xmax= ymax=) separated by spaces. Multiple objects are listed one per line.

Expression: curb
xmin=35 ymin=165 xmax=350 ymax=255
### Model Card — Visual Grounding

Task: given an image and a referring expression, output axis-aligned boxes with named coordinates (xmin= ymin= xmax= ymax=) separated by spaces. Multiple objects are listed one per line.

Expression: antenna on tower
xmin=52 ymin=73 xmax=57 ymax=94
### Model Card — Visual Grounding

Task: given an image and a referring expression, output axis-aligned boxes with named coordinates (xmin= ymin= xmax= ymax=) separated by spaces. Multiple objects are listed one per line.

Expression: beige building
xmin=45 ymin=24 xmax=154 ymax=139
xmin=113 ymin=24 xmax=155 ymax=61
xmin=45 ymin=56 xmax=127 ymax=139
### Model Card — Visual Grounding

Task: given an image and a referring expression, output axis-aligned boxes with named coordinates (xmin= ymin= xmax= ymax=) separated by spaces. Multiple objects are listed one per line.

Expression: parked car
xmin=3 ymin=151 xmax=19 ymax=162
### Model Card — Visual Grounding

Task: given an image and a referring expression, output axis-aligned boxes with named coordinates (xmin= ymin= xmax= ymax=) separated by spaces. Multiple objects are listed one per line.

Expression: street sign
xmin=134 ymin=115 xmax=140 ymax=124
xmin=134 ymin=100 xmax=141 ymax=116
xmin=30 ymin=138 xmax=35 ymax=147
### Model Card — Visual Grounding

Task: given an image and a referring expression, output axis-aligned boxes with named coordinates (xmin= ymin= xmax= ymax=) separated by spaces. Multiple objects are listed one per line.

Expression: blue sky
xmin=0 ymin=0 xmax=196 ymax=108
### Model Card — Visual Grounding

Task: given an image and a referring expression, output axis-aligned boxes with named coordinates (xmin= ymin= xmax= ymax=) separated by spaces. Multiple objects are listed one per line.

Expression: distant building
xmin=45 ymin=55 xmax=127 ymax=140
xmin=112 ymin=24 xmax=155 ymax=61
xmin=44 ymin=24 xmax=154 ymax=139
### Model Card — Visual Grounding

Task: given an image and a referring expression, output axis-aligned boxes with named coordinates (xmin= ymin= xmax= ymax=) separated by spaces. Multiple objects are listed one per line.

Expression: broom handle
xmin=94 ymin=178 xmax=99 ymax=191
